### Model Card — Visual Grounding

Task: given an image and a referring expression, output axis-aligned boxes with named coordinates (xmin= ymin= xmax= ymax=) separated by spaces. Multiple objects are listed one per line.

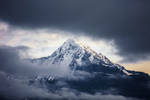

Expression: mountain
xmin=30 ymin=39 xmax=150 ymax=100
xmin=32 ymin=39 xmax=111 ymax=65
xmin=32 ymin=39 xmax=130 ymax=75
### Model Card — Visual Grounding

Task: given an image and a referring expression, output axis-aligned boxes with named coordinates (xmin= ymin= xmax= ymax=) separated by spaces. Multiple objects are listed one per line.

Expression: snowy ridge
xmin=32 ymin=39 xmax=131 ymax=75
xmin=32 ymin=39 xmax=112 ymax=65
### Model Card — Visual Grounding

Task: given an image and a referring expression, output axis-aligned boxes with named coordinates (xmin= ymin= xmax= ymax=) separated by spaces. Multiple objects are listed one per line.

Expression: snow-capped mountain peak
xmin=32 ymin=39 xmax=112 ymax=66
xmin=61 ymin=39 xmax=79 ymax=49
xmin=31 ymin=39 xmax=130 ymax=75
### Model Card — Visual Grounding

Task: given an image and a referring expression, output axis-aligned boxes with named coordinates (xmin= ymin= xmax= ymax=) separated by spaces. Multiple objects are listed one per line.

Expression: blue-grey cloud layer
xmin=0 ymin=0 xmax=150 ymax=62
xmin=0 ymin=45 xmax=141 ymax=100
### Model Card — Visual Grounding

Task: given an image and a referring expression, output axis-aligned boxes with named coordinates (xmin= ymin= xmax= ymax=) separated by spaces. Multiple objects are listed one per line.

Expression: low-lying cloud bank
xmin=0 ymin=45 xmax=71 ymax=77
xmin=0 ymin=45 xmax=142 ymax=100
xmin=0 ymin=72 xmax=138 ymax=100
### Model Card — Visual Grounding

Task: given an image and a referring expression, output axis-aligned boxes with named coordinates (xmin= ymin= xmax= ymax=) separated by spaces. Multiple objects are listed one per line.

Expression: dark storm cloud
xmin=0 ymin=0 xmax=150 ymax=62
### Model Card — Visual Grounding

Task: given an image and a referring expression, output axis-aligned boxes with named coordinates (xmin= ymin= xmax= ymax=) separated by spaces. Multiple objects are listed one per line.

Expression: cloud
xmin=0 ymin=45 xmax=70 ymax=99
xmin=0 ymin=71 xmax=52 ymax=99
xmin=46 ymin=88 xmax=139 ymax=100
xmin=0 ymin=45 xmax=37 ymax=76
xmin=0 ymin=0 xmax=150 ymax=62
xmin=0 ymin=45 xmax=145 ymax=100
xmin=0 ymin=25 xmax=122 ymax=62
xmin=0 ymin=71 xmax=139 ymax=100
xmin=0 ymin=45 xmax=73 ymax=77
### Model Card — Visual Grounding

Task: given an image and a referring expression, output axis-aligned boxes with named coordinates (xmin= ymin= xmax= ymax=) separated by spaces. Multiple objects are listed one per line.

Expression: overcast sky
xmin=0 ymin=0 xmax=150 ymax=73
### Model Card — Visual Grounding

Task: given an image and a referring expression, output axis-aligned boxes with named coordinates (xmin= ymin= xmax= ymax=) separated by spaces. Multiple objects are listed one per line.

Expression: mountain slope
xmin=32 ymin=39 xmax=130 ymax=75
xmin=29 ymin=39 xmax=150 ymax=100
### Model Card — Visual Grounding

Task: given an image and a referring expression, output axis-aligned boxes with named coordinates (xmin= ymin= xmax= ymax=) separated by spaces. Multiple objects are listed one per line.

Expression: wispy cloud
xmin=0 ymin=21 xmax=121 ymax=62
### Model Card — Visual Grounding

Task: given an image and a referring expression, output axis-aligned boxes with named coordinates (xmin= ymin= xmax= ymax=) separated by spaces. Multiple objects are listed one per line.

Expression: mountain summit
xmin=30 ymin=39 xmax=150 ymax=100
xmin=32 ymin=39 xmax=130 ymax=75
